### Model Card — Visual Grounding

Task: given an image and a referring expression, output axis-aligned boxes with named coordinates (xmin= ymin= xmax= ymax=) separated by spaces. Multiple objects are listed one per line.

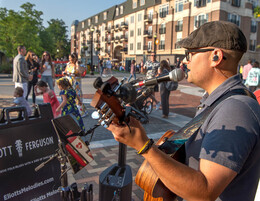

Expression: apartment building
xmin=71 ymin=0 xmax=260 ymax=67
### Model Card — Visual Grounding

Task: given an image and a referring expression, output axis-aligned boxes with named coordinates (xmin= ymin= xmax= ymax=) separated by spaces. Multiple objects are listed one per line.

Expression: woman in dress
xmin=40 ymin=51 xmax=55 ymax=90
xmin=63 ymin=53 xmax=88 ymax=117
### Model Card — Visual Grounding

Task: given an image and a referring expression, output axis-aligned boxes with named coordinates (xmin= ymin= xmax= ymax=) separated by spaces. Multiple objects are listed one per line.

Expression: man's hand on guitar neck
xmin=107 ymin=117 xmax=149 ymax=152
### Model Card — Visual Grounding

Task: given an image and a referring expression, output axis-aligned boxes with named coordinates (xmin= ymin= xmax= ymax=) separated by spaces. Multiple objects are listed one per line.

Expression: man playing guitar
xmin=106 ymin=21 xmax=260 ymax=201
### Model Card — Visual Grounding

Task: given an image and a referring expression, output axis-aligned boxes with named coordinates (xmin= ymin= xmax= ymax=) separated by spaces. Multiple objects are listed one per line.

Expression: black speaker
xmin=99 ymin=164 xmax=132 ymax=201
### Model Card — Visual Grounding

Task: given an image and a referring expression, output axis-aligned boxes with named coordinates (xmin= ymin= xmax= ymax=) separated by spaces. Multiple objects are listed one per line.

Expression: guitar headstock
xmin=90 ymin=76 xmax=127 ymax=128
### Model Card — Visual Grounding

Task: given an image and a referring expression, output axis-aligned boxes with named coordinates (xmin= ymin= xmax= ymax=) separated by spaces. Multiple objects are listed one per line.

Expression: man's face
xmin=151 ymin=54 xmax=155 ymax=62
xmin=183 ymin=48 xmax=212 ymax=87
xmin=21 ymin=47 xmax=26 ymax=56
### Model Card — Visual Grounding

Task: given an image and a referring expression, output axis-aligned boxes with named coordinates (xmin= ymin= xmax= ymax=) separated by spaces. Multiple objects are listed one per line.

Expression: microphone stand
xmin=35 ymin=138 xmax=71 ymax=201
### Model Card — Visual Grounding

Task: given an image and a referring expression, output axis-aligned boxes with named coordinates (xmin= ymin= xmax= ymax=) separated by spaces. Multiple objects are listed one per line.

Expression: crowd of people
xmin=12 ymin=46 xmax=88 ymax=128
xmin=10 ymin=20 xmax=260 ymax=201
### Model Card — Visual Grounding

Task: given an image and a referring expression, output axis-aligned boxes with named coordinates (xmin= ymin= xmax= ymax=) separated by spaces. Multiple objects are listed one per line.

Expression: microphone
xmin=133 ymin=68 xmax=185 ymax=87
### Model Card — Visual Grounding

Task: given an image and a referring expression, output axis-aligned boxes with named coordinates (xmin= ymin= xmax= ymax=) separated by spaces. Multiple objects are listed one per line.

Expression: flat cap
xmin=176 ymin=21 xmax=247 ymax=52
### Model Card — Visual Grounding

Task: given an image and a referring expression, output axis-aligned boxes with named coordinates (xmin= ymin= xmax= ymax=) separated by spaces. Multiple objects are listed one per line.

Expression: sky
xmin=0 ymin=0 xmax=126 ymax=33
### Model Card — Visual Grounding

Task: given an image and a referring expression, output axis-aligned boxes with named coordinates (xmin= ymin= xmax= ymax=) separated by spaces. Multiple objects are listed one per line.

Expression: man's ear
xmin=211 ymin=49 xmax=224 ymax=67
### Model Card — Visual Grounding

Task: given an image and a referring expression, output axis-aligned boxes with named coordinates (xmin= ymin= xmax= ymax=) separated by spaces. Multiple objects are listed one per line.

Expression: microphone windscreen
xmin=169 ymin=69 xmax=185 ymax=82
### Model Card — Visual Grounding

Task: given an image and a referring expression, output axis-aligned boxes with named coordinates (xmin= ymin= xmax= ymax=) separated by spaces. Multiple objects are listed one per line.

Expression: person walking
xmin=128 ymin=60 xmax=136 ymax=82
xmin=242 ymin=59 xmax=253 ymax=83
xmin=40 ymin=51 xmax=55 ymax=90
xmin=245 ymin=61 xmax=260 ymax=92
xmin=107 ymin=21 xmax=260 ymax=201
xmin=25 ymin=51 xmax=39 ymax=106
xmin=158 ymin=60 xmax=171 ymax=118
xmin=144 ymin=52 xmax=161 ymax=110
xmin=13 ymin=45 xmax=32 ymax=98
xmin=106 ymin=58 xmax=112 ymax=77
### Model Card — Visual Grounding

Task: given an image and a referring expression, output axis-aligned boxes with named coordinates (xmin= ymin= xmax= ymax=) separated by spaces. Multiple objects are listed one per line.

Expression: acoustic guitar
xmin=90 ymin=76 xmax=185 ymax=201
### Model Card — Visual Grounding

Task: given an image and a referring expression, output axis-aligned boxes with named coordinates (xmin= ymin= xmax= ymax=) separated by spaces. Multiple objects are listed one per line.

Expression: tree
xmin=0 ymin=3 xmax=43 ymax=58
xmin=45 ymin=19 xmax=70 ymax=59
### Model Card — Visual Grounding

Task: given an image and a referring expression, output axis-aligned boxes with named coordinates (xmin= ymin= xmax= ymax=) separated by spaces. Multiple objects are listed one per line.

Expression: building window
xmin=159 ymin=4 xmax=169 ymax=18
xmin=175 ymin=20 xmax=183 ymax=32
xmin=159 ymin=23 xmax=166 ymax=34
xmin=120 ymin=6 xmax=124 ymax=14
xmin=88 ymin=19 xmax=91 ymax=26
xmin=175 ymin=0 xmax=183 ymax=13
xmin=116 ymin=7 xmax=119 ymax=16
xmin=95 ymin=16 xmax=98 ymax=23
xmin=194 ymin=14 xmax=208 ymax=28
xmin=133 ymin=1 xmax=137 ymax=9
xmin=140 ymin=0 xmax=145 ymax=6
xmin=104 ymin=12 xmax=107 ymax=20
xmin=130 ymin=30 xmax=134 ymax=37
xmin=194 ymin=0 xmax=207 ymax=7
xmin=130 ymin=43 xmax=134 ymax=50
xmin=148 ymin=41 xmax=152 ymax=51
xmin=138 ymin=13 xmax=142 ymax=22
xmin=137 ymin=42 xmax=141 ymax=50
xmin=175 ymin=38 xmax=182 ymax=49
xmin=231 ymin=0 xmax=241 ymax=7
xmin=148 ymin=26 xmax=153 ymax=35
xmin=249 ymin=40 xmax=256 ymax=51
xmin=131 ymin=16 xmax=135 ymax=24
xmin=251 ymin=20 xmax=257 ymax=33
xmin=228 ymin=13 xmax=240 ymax=27
xmin=82 ymin=22 xmax=84 ymax=28
xmin=137 ymin=28 xmax=142 ymax=36
xmin=159 ymin=39 xmax=165 ymax=50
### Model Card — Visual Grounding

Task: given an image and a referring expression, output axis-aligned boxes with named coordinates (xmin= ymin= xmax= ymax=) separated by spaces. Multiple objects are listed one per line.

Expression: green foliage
xmin=0 ymin=63 xmax=12 ymax=74
xmin=0 ymin=2 xmax=70 ymax=61
xmin=254 ymin=6 xmax=260 ymax=18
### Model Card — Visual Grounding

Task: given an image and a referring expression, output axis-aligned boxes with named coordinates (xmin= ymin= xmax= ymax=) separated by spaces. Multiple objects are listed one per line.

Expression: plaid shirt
xmin=144 ymin=60 xmax=160 ymax=79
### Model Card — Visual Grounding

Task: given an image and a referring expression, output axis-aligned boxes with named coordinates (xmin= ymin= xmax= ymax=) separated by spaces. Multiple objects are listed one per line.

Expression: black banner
xmin=0 ymin=105 xmax=61 ymax=201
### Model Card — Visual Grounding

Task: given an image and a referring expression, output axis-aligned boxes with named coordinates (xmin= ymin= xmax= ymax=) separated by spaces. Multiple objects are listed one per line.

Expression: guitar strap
xmin=158 ymin=88 xmax=256 ymax=154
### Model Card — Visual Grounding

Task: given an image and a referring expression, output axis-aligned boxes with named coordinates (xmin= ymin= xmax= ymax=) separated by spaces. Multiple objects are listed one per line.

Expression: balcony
xmin=143 ymin=45 xmax=153 ymax=52
xmin=120 ymin=35 xmax=128 ymax=41
xmin=231 ymin=0 xmax=241 ymax=7
xmin=105 ymin=27 xmax=111 ymax=33
xmin=175 ymin=25 xmax=183 ymax=32
xmin=121 ymin=22 xmax=128 ymax=29
xmin=159 ymin=11 xmax=167 ymax=18
xmin=105 ymin=49 xmax=111 ymax=54
xmin=143 ymin=30 xmax=153 ymax=38
xmin=144 ymin=15 xmax=153 ymax=23
xmin=120 ymin=47 xmax=128 ymax=53
xmin=195 ymin=19 xmax=207 ymax=28
xmin=115 ymin=36 xmax=120 ymax=43
xmin=196 ymin=0 xmax=206 ymax=7
xmin=159 ymin=27 xmax=166 ymax=34
xmin=251 ymin=25 xmax=257 ymax=33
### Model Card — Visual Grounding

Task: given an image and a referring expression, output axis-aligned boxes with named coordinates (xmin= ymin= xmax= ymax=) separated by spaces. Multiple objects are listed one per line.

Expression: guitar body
xmin=135 ymin=130 xmax=185 ymax=201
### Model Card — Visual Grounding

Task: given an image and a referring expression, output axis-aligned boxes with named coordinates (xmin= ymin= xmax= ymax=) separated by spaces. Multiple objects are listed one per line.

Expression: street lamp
xmin=153 ymin=34 xmax=157 ymax=57
xmin=90 ymin=25 xmax=95 ymax=75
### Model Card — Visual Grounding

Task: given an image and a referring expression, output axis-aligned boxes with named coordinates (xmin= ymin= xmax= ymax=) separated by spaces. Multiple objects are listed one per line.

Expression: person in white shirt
xmin=40 ymin=51 xmax=55 ymax=90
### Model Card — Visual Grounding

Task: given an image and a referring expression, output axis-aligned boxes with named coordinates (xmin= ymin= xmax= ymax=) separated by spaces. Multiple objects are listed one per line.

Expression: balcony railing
xmin=144 ymin=15 xmax=153 ymax=23
xmin=195 ymin=19 xmax=207 ymax=28
xmin=159 ymin=11 xmax=167 ymax=18
xmin=175 ymin=25 xmax=183 ymax=32
xmin=121 ymin=22 xmax=128 ymax=29
xmin=143 ymin=30 xmax=153 ymax=38
xmin=159 ymin=28 xmax=166 ymax=34
xmin=196 ymin=0 xmax=206 ymax=7
xmin=105 ymin=27 xmax=111 ymax=33
xmin=251 ymin=25 xmax=257 ymax=33
xmin=120 ymin=35 xmax=128 ymax=41
xmin=231 ymin=0 xmax=241 ymax=7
